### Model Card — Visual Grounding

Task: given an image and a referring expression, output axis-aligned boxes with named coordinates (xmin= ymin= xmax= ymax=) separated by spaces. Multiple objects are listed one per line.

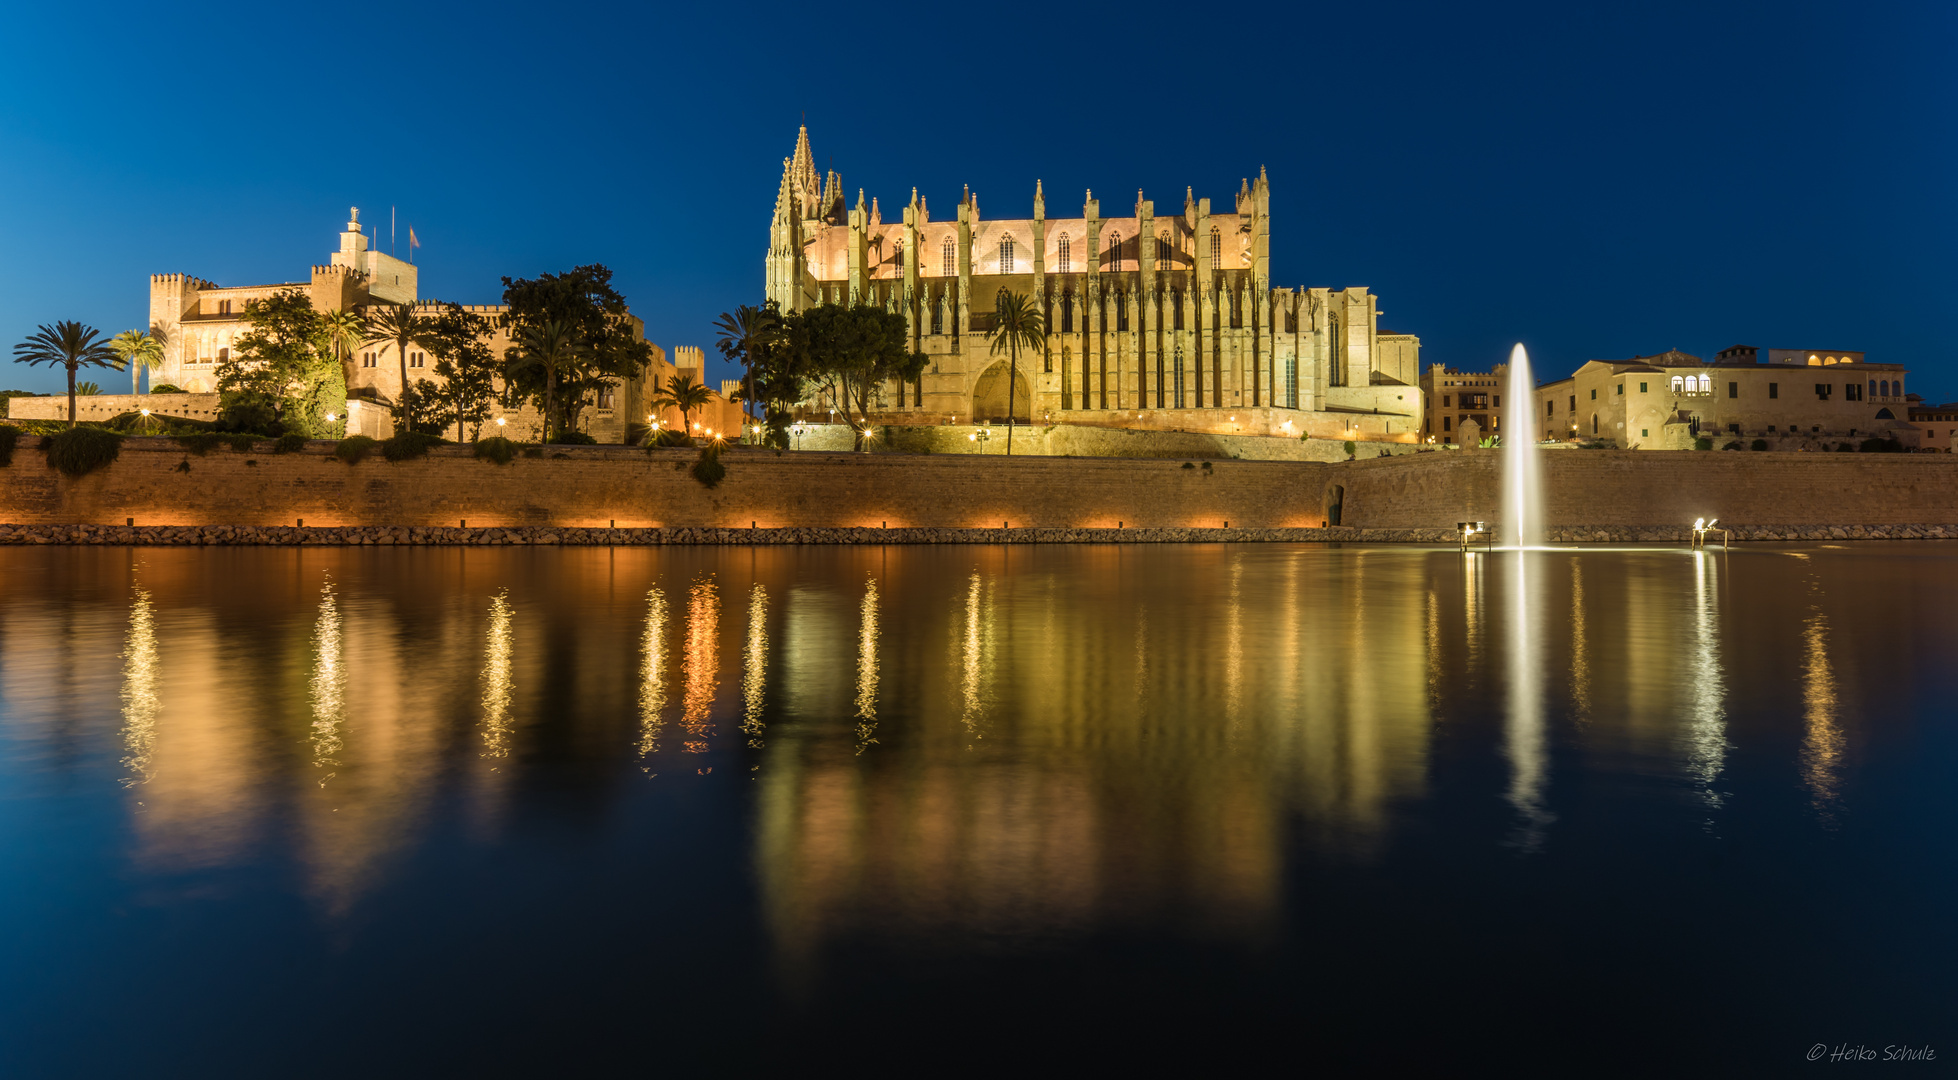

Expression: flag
xmin=409 ymin=228 xmax=420 ymax=249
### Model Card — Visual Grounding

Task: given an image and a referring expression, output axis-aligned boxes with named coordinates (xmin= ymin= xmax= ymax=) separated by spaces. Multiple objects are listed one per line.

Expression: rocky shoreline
xmin=1 ymin=522 xmax=1954 ymax=546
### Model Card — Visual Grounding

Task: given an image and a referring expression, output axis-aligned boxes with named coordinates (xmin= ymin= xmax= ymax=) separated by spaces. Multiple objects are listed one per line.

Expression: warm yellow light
xmin=968 ymin=434 xmax=977 ymax=441
xmin=495 ymin=416 xmax=506 ymax=427
xmin=139 ymin=408 xmax=151 ymax=416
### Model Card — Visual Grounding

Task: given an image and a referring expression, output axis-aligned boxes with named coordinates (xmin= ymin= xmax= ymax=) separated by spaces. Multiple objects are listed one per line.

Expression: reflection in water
xmin=855 ymin=577 xmax=879 ymax=754
xmin=959 ymin=571 xmax=988 ymax=741
xmin=638 ymin=587 xmax=668 ymax=759
xmin=741 ymin=584 xmax=767 ymax=750
xmin=482 ymin=591 xmax=514 ymax=759
xmin=309 ymin=580 xmax=345 ymax=785
xmin=119 ymin=583 xmax=160 ymax=787
xmin=1225 ymin=556 xmax=1243 ymax=740
xmin=1801 ymin=608 xmax=1844 ymax=823
xmin=681 ymin=578 xmax=720 ymax=755
xmin=1504 ymin=552 xmax=1552 ymax=850
xmin=1569 ymin=561 xmax=1590 ymax=725
xmin=1425 ymin=589 xmax=1441 ymax=710
xmin=1682 ymin=554 xmax=1727 ymax=810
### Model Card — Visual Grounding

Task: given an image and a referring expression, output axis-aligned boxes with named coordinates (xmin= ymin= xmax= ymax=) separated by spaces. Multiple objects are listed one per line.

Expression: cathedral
xmin=765 ymin=127 xmax=1422 ymax=441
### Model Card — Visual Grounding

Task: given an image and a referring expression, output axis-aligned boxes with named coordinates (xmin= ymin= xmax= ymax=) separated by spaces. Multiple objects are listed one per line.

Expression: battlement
xmin=674 ymin=345 xmax=706 ymax=370
xmin=310 ymin=264 xmax=364 ymax=278
xmin=151 ymin=274 xmax=213 ymax=290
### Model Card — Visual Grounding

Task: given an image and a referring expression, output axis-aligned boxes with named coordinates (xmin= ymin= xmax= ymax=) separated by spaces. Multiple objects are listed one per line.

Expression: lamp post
xmin=968 ymin=428 xmax=991 ymax=453
xmin=791 ymin=423 xmax=806 ymax=450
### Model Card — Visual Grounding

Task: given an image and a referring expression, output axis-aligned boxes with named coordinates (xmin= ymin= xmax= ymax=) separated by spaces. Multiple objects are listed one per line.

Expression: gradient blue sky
xmin=4 ymin=1 xmax=1953 ymax=400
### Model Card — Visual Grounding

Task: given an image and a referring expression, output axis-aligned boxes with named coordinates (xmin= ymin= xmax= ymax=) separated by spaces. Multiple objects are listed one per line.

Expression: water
xmin=1 ymin=543 xmax=1953 ymax=1072
xmin=1505 ymin=342 xmax=1544 ymax=548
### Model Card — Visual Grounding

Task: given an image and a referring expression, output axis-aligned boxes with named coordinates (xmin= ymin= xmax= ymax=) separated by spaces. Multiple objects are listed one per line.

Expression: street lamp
xmin=1229 ymin=414 xmax=1239 ymax=436
xmin=791 ymin=423 xmax=806 ymax=450
xmin=968 ymin=428 xmax=991 ymax=451
xmin=494 ymin=416 xmax=507 ymax=427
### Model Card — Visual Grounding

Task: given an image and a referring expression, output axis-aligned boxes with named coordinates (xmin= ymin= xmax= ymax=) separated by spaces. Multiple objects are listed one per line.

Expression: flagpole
xmin=391 ymin=206 xmax=396 ymax=256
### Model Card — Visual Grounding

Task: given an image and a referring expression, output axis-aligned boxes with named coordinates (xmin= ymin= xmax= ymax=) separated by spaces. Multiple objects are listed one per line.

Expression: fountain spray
xmin=1503 ymin=343 xmax=1544 ymax=549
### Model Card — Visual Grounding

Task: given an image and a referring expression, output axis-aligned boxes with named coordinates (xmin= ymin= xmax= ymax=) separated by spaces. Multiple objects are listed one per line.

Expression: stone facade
xmin=120 ymin=210 xmax=742 ymax=443
xmin=765 ymin=127 xmax=1422 ymax=441
xmin=1909 ymin=402 xmax=1957 ymax=453
xmin=1529 ymin=347 xmax=1916 ymax=449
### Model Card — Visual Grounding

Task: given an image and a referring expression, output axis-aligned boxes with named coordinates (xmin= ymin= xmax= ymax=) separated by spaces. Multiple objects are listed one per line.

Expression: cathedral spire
xmin=1034 ymin=179 xmax=1045 ymax=219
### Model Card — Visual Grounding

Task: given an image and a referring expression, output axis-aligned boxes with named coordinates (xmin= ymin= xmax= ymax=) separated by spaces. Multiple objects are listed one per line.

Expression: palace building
xmin=765 ymin=127 xmax=1422 ymax=441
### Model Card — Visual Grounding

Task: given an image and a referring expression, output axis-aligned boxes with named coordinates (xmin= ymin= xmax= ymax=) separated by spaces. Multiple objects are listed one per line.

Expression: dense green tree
xmin=219 ymin=290 xmax=343 ymax=435
xmin=714 ymin=303 xmax=781 ymax=443
xmin=11 ymin=321 xmax=119 ymax=428
xmin=985 ymin=290 xmax=1046 ymax=455
xmin=361 ymin=303 xmax=438 ymax=427
xmin=419 ymin=305 xmax=499 ymax=441
xmin=501 ymin=265 xmax=653 ymax=440
xmin=109 ymin=328 xmax=166 ymax=394
xmin=782 ymin=304 xmax=927 ymax=451
xmin=650 ymin=372 xmax=714 ymax=438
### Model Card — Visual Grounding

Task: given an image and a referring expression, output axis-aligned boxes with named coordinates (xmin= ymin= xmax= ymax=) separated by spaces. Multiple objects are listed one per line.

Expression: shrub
xmin=553 ymin=430 xmax=598 ymax=446
xmin=0 ymin=424 xmax=18 ymax=466
xmin=273 ymin=433 xmax=308 ymax=454
xmin=381 ymin=431 xmax=445 ymax=461
xmin=47 ymin=426 xmax=124 ymax=477
xmin=1859 ymin=437 xmax=1903 ymax=453
xmin=334 ymin=436 xmax=378 ymax=464
xmin=1751 ymin=439 xmax=1769 ymax=452
xmin=652 ymin=427 xmax=694 ymax=448
xmin=173 ymin=432 xmax=224 ymax=455
xmin=1180 ymin=461 xmax=1196 ymax=469
xmin=226 ymin=433 xmax=259 ymax=452
xmin=1343 ymin=440 xmax=1357 ymax=459
xmin=521 ymin=445 xmax=544 ymax=459
xmin=149 ymin=384 xmax=186 ymax=394
xmin=690 ymin=444 xmax=726 ymax=488
xmin=475 ymin=436 xmax=517 ymax=465
xmin=215 ymin=393 xmax=280 ymax=436
xmin=1693 ymin=437 xmax=1712 ymax=451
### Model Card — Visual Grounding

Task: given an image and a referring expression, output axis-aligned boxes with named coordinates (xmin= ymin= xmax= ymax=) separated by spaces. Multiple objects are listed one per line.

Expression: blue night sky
xmin=4 ymin=1 xmax=1953 ymax=400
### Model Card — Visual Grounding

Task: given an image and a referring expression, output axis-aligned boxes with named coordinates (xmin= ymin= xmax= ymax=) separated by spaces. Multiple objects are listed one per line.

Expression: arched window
xmin=1107 ymin=232 xmax=1122 ymax=271
xmin=1869 ymin=379 xmax=1878 ymax=398
xmin=1698 ymin=375 xmax=1711 ymax=394
xmin=942 ymin=238 xmax=956 ymax=277
xmin=1157 ymin=231 xmax=1172 ymax=267
xmin=1061 ymin=292 xmax=1073 ymax=333
xmin=1670 ymin=376 xmax=1685 ymax=393
xmin=1209 ymin=227 xmax=1221 ymax=267
xmin=1057 ymin=234 xmax=1071 ymax=274
xmin=1880 ymin=380 xmax=1890 ymax=397
xmin=893 ymin=240 xmax=904 ymax=275
xmin=217 ymin=347 xmax=229 ymax=364
xmin=1000 ymin=236 xmax=1015 ymax=274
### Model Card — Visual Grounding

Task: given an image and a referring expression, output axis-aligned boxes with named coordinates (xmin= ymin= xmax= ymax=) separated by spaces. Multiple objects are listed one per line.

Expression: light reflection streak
xmin=481 ymin=590 xmax=513 ymax=760
xmin=1503 ymin=551 xmax=1552 ymax=851
xmin=855 ymin=577 xmax=880 ymax=754
xmin=681 ymin=578 xmax=720 ymax=754
xmin=740 ymin=583 xmax=767 ymax=750
xmin=309 ymin=579 xmax=345 ymax=786
xmin=119 ymin=582 xmax=159 ymax=787
xmin=1134 ymin=605 xmax=1149 ymax=708
xmin=1801 ymin=607 xmax=1844 ymax=823
xmin=959 ymin=571 xmax=987 ymax=741
xmin=1682 ymin=553 xmax=1727 ymax=810
xmin=1225 ymin=556 xmax=1243 ymax=742
xmin=638 ymin=587 xmax=668 ymax=759
xmin=1425 ymin=588 xmax=1440 ymax=710
xmin=1568 ymin=560 xmax=1590 ymax=725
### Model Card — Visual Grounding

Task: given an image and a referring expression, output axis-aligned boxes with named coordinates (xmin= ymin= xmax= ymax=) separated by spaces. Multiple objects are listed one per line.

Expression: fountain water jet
xmin=1502 ymin=343 xmax=1544 ymax=549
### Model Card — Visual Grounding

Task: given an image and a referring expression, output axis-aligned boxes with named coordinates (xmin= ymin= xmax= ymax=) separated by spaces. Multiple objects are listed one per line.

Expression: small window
xmin=1616 ymin=383 xmax=1624 ymax=395
xmin=1639 ymin=381 xmax=1648 ymax=393
xmin=1641 ymin=428 xmax=1649 ymax=437
xmin=1727 ymin=423 xmax=1739 ymax=434
xmin=1728 ymin=381 xmax=1738 ymax=398
xmin=217 ymin=347 xmax=229 ymax=363
xmin=1443 ymin=416 xmax=1451 ymax=432
xmin=1546 ymin=400 xmax=1553 ymax=416
xmin=1494 ymin=395 xmax=1501 ymax=408
xmin=1669 ymin=376 xmax=1683 ymax=393
xmin=1443 ymin=395 xmax=1451 ymax=407
xmin=1591 ymin=388 xmax=1598 ymax=400
xmin=1569 ymin=395 xmax=1576 ymax=411
xmin=1107 ymin=232 xmax=1122 ymax=271
xmin=893 ymin=240 xmax=904 ymax=275
xmin=1769 ymin=382 xmax=1778 ymax=399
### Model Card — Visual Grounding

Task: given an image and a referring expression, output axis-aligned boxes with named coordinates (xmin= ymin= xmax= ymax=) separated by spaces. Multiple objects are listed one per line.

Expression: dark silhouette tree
xmin=13 ymin=321 xmax=123 ymax=428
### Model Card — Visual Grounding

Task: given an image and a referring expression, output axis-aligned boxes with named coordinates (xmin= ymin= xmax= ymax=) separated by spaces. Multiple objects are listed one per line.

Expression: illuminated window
xmin=1057 ymin=234 xmax=1071 ymax=274
xmin=1669 ymin=376 xmax=1684 ymax=393
xmin=1000 ymin=236 xmax=1015 ymax=274
xmin=942 ymin=238 xmax=955 ymax=277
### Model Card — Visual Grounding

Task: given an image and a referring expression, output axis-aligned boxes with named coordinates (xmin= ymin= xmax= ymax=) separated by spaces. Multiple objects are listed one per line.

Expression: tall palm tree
xmin=361 ymin=303 xmax=432 ymax=409
xmin=985 ymin=290 xmax=1047 ymax=455
xmin=108 ymin=328 xmax=166 ymax=394
xmin=507 ymin=321 xmax=586 ymax=442
xmin=650 ymin=372 xmax=714 ymax=438
xmin=713 ymin=304 xmax=779 ymax=443
xmin=13 ymin=321 xmax=120 ymax=428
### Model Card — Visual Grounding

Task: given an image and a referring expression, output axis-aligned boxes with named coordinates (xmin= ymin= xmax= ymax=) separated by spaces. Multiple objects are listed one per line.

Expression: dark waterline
xmin=0 ymin=544 xmax=1952 ymax=1073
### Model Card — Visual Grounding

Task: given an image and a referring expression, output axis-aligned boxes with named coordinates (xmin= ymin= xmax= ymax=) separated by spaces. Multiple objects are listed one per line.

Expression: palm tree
xmin=109 ymin=328 xmax=166 ymax=395
xmin=319 ymin=308 xmax=365 ymax=372
xmin=985 ymin=290 xmax=1047 ymax=455
xmin=13 ymin=321 xmax=120 ymax=428
xmin=507 ymin=321 xmax=586 ymax=442
xmin=361 ymin=303 xmax=432 ymax=409
xmin=713 ymin=304 xmax=779 ymax=443
xmin=650 ymin=373 xmax=714 ymax=439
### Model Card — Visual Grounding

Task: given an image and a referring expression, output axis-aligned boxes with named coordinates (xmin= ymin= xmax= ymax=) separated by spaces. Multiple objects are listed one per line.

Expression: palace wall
xmin=1 ymin=442 xmax=1953 ymax=531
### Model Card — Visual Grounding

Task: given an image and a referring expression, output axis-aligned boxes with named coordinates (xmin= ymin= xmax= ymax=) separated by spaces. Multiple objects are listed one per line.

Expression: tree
xmin=714 ymin=303 xmax=781 ymax=443
xmin=12 ymin=321 xmax=120 ymax=428
xmin=419 ymin=304 xmax=498 ymax=441
xmin=784 ymin=304 xmax=927 ymax=451
xmin=505 ymin=321 xmax=586 ymax=442
xmin=221 ymin=290 xmax=342 ymax=435
xmin=985 ymin=290 xmax=1047 ymax=455
xmin=501 ymin=265 xmax=654 ymax=440
xmin=108 ymin=328 xmax=166 ymax=395
xmin=650 ymin=372 xmax=714 ymax=438
xmin=361 ymin=303 xmax=435 ymax=422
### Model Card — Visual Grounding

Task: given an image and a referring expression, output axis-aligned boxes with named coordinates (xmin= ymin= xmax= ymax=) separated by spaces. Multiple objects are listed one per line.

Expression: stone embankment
xmin=2 ymin=523 xmax=1952 ymax=547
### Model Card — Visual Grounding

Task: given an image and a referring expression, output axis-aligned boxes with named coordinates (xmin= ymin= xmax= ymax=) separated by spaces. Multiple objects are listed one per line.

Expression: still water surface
xmin=1 ymin=544 xmax=1953 ymax=1072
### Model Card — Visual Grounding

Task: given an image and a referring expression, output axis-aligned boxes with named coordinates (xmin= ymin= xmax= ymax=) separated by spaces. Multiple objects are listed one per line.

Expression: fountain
xmin=1502 ymin=343 xmax=1544 ymax=549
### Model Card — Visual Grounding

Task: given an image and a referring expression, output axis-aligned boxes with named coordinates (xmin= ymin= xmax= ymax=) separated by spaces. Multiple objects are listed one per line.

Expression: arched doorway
xmin=971 ymin=359 xmax=1032 ymax=424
